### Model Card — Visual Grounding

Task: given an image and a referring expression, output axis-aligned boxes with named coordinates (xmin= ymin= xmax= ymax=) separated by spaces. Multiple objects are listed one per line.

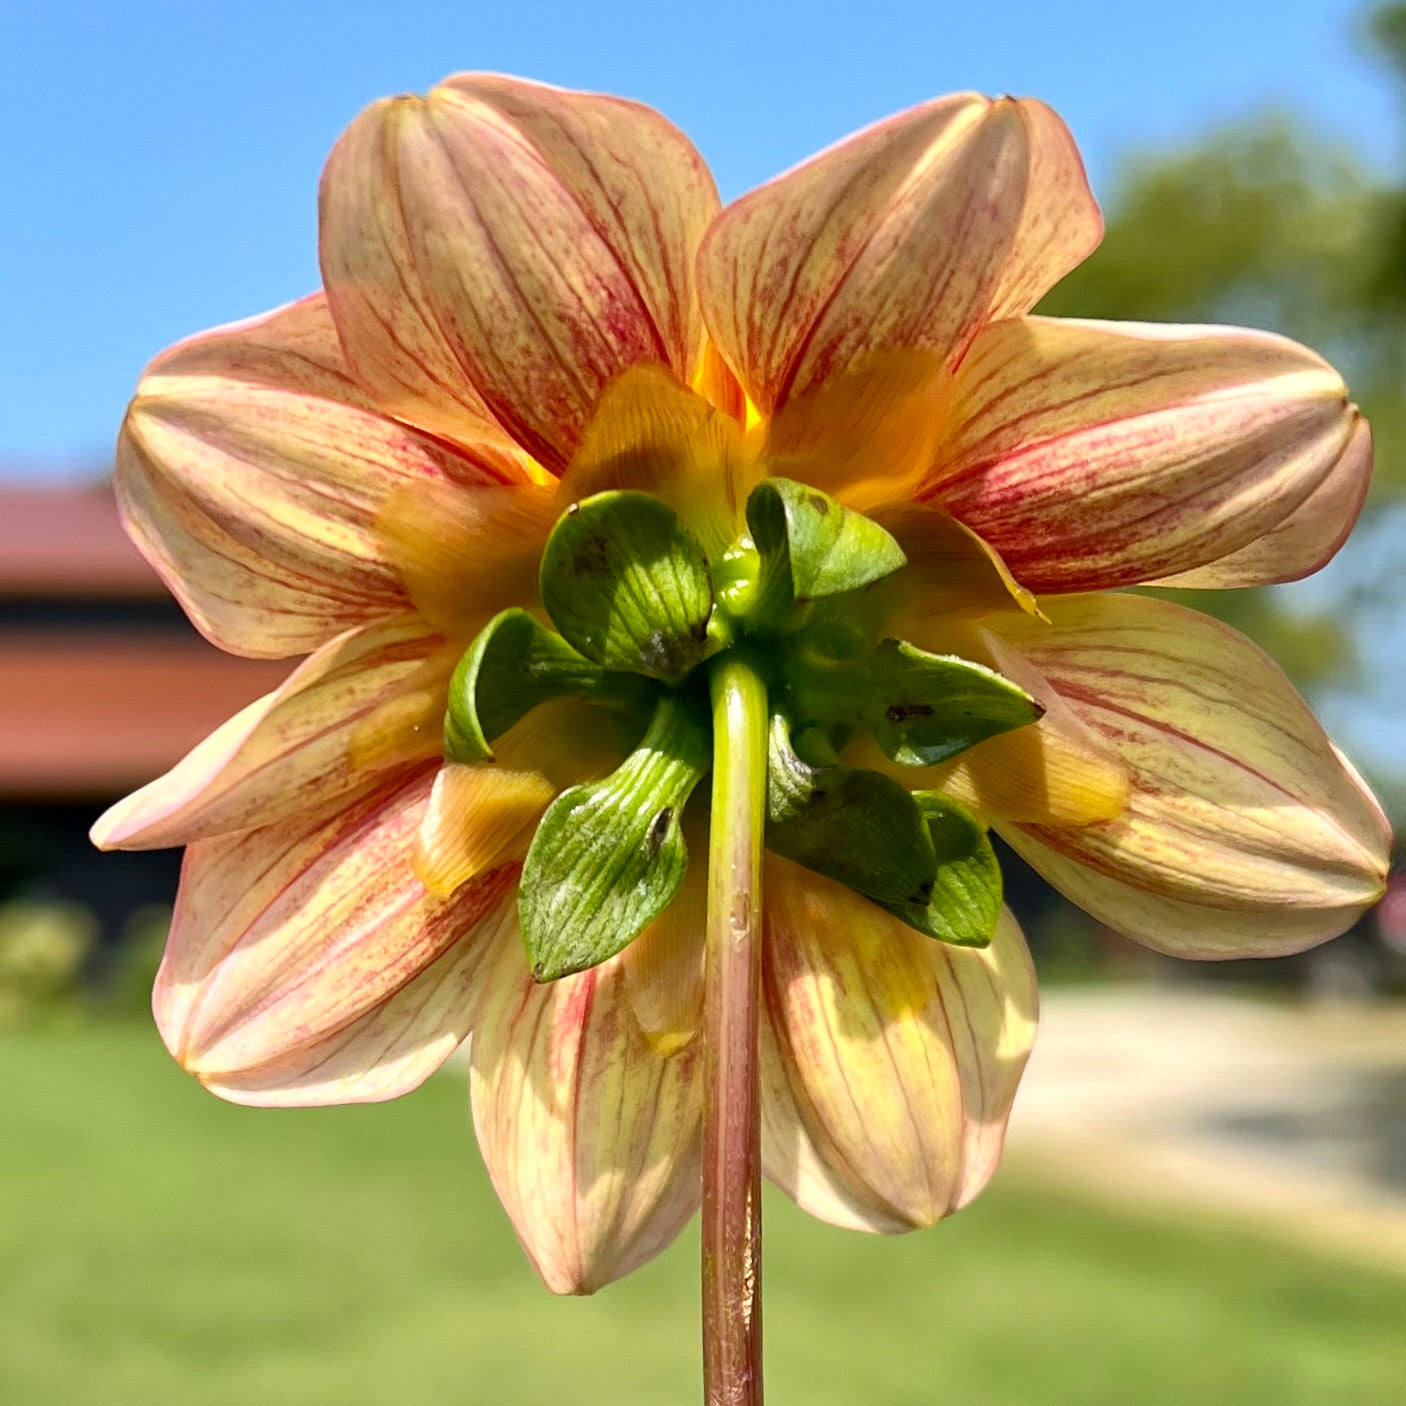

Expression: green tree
xmin=1036 ymin=14 xmax=1406 ymax=815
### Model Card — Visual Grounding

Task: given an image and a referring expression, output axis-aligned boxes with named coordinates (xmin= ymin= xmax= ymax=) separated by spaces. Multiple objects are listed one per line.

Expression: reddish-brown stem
xmin=701 ymin=654 xmax=767 ymax=1406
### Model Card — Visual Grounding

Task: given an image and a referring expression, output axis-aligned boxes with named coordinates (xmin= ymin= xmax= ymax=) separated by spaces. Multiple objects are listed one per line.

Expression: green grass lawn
xmin=2 ymin=1023 xmax=1403 ymax=1406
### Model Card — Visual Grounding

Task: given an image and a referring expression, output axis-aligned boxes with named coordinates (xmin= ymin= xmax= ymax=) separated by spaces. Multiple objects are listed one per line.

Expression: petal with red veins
xmin=320 ymin=76 xmax=719 ymax=471
xmin=930 ymin=317 xmax=1359 ymax=592
xmin=994 ymin=594 xmax=1390 ymax=957
xmin=91 ymin=614 xmax=452 ymax=852
xmin=1154 ymin=416 xmax=1372 ymax=588
xmin=118 ymin=294 xmax=518 ymax=659
xmin=156 ymin=769 xmax=516 ymax=1082
xmin=697 ymin=95 xmax=1100 ymax=412
xmin=201 ymin=891 xmax=518 ymax=1108
xmin=470 ymin=916 xmax=702 ymax=1294
xmin=762 ymin=858 xmax=1037 ymax=1230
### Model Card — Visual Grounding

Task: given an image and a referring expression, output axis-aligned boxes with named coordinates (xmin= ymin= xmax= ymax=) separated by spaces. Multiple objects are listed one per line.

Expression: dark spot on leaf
xmin=806 ymin=493 xmax=831 ymax=515
xmin=646 ymin=806 xmax=673 ymax=854
xmin=571 ymin=534 xmax=612 ymax=575
xmin=886 ymin=702 xmax=935 ymax=723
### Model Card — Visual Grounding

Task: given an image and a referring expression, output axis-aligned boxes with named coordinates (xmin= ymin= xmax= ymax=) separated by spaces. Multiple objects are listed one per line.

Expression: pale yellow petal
xmin=930 ymin=316 xmax=1359 ymax=592
xmin=762 ymin=858 xmax=1037 ymax=1229
xmin=1154 ymin=416 xmax=1372 ymax=588
xmin=470 ymin=916 xmax=702 ymax=1294
xmin=555 ymin=365 xmax=755 ymax=559
xmin=876 ymin=500 xmax=1041 ymax=624
xmin=320 ymin=76 xmax=719 ymax=470
xmin=374 ymin=481 xmax=558 ymax=637
xmin=413 ymin=700 xmax=634 ymax=899
xmin=201 ymin=892 xmax=517 ymax=1107
xmin=698 ymin=95 xmax=1100 ymax=412
xmin=117 ymin=294 xmax=519 ymax=659
xmin=91 ymin=615 xmax=451 ymax=851
xmin=621 ymin=825 xmax=707 ymax=1054
xmin=997 ymin=594 xmax=1390 ymax=957
xmin=155 ymin=770 xmax=517 ymax=1082
xmin=758 ymin=350 xmax=951 ymax=512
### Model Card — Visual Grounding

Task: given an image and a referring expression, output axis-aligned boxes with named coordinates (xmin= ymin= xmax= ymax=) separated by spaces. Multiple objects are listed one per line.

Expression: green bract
xmin=443 ymin=609 xmax=656 ymax=764
xmin=447 ymin=477 xmax=1041 ymax=978
xmin=519 ymin=694 xmax=710 ymax=981
xmin=788 ymin=638 xmax=1044 ymax=767
xmin=876 ymin=793 xmax=1003 ymax=947
xmin=539 ymin=490 xmax=718 ymax=683
xmin=747 ymin=478 xmax=908 ymax=603
xmin=765 ymin=712 xmax=937 ymax=908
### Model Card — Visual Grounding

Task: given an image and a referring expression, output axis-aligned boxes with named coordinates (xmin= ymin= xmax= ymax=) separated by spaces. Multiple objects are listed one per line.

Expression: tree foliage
xmin=1035 ymin=9 xmax=1406 ymax=812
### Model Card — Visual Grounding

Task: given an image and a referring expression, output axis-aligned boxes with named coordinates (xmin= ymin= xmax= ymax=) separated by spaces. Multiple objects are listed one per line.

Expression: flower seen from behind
xmin=95 ymin=77 xmax=1389 ymax=1294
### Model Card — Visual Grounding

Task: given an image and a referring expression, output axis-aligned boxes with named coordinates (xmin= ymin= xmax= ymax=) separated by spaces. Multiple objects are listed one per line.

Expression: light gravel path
xmin=1006 ymin=986 xmax=1406 ymax=1271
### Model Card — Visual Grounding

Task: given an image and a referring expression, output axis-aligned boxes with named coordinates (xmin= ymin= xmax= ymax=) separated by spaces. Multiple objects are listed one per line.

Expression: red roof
xmin=0 ymin=484 xmax=298 ymax=798
xmin=0 ymin=633 xmax=290 ymax=798
xmin=0 ymin=483 xmax=166 ymax=597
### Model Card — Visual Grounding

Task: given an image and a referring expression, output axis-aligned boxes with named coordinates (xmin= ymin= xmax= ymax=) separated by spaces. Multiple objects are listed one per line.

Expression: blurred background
xmin=3 ymin=0 xmax=1406 ymax=1401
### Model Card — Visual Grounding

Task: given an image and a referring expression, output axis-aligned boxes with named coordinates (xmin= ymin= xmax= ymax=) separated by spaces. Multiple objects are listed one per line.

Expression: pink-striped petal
xmin=320 ymin=75 xmax=719 ymax=472
xmin=762 ymin=859 xmax=1037 ymax=1230
xmin=930 ymin=316 xmax=1360 ymax=592
xmin=469 ymin=916 xmax=702 ymax=1294
xmin=993 ymin=594 xmax=1390 ymax=957
xmin=200 ymin=892 xmax=517 ymax=1108
xmin=156 ymin=769 xmax=515 ymax=1082
xmin=1154 ymin=417 xmax=1373 ymax=588
xmin=118 ymin=294 xmax=520 ymax=659
xmin=91 ymin=614 xmax=452 ymax=852
xmin=697 ymin=94 xmax=1100 ymax=413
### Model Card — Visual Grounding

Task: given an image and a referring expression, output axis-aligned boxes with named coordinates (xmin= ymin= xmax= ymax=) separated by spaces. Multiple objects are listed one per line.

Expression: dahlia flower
xmin=95 ymin=74 xmax=1387 ymax=1341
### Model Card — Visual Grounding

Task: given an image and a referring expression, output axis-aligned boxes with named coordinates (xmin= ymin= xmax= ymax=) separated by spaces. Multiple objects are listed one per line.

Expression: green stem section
xmin=702 ymin=654 xmax=768 ymax=1406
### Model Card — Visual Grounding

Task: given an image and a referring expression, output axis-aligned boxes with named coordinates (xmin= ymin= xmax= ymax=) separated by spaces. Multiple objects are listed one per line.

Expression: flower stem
xmin=702 ymin=653 xmax=768 ymax=1406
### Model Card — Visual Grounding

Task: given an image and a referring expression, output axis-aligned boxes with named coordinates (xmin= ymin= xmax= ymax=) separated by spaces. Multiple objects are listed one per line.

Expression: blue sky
xmin=1 ymin=0 xmax=1395 ymax=472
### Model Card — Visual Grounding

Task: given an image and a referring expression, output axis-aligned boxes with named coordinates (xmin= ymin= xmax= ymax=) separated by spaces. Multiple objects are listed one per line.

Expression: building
xmin=1 ymin=482 xmax=287 ymax=938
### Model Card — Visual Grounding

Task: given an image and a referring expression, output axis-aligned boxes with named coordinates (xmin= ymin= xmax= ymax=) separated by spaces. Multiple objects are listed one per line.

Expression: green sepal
xmin=765 ymin=712 xmax=936 ymax=907
xmin=877 ymin=793 xmax=1002 ymax=948
xmin=518 ymin=693 xmax=711 ymax=982
xmin=539 ymin=491 xmax=717 ymax=684
xmin=443 ymin=609 xmax=658 ymax=763
xmin=745 ymin=477 xmax=907 ymax=609
xmin=790 ymin=638 xmax=1043 ymax=767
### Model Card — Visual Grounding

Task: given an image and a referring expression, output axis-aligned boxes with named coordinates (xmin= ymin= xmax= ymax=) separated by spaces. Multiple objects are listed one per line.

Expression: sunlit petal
xmin=320 ymin=75 xmax=719 ymax=470
xmin=414 ymin=701 xmax=633 ymax=898
xmin=470 ymin=916 xmax=702 ymax=1294
xmin=156 ymin=770 xmax=516 ymax=1081
xmin=762 ymin=859 xmax=1037 ymax=1229
xmin=621 ymin=827 xmax=707 ymax=1054
xmin=201 ymin=892 xmax=518 ymax=1108
xmin=698 ymin=95 xmax=1100 ymax=411
xmin=555 ymin=365 xmax=755 ymax=559
xmin=996 ymin=594 xmax=1390 ymax=956
xmin=1153 ymin=416 xmax=1372 ymax=588
xmin=374 ymin=481 xmax=558 ymax=636
xmin=930 ymin=316 xmax=1358 ymax=591
xmin=117 ymin=294 xmax=519 ymax=658
xmin=92 ymin=615 xmax=451 ymax=851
